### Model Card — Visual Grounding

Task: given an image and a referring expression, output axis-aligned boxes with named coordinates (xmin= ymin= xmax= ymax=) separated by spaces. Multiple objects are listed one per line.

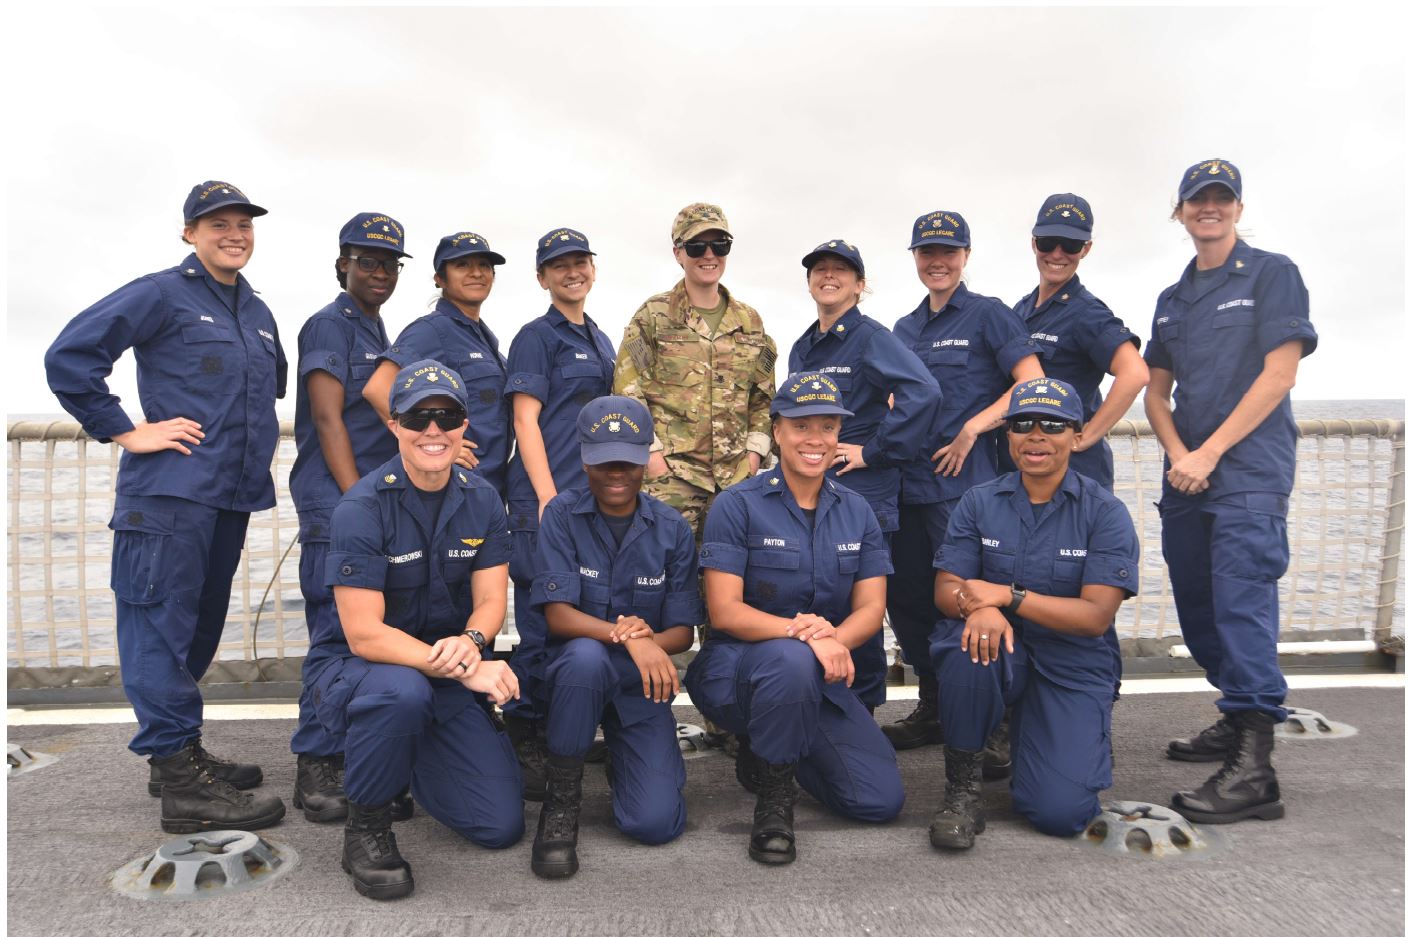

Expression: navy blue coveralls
xmin=288 ymin=292 xmax=398 ymax=756
xmin=531 ymin=488 xmax=701 ymax=844
xmin=890 ymin=285 xmax=1037 ymax=682
xmin=1144 ymin=240 xmax=1317 ymax=720
xmin=43 ymin=254 xmax=287 ymax=757
xmin=789 ymin=305 xmax=940 ymax=703
xmin=503 ymin=306 xmax=616 ymax=717
xmin=381 ymin=300 xmax=512 ymax=497
xmin=932 ymin=469 xmax=1139 ymax=835
xmin=315 ymin=454 xmax=522 ymax=847
xmin=685 ymin=470 xmax=905 ymax=822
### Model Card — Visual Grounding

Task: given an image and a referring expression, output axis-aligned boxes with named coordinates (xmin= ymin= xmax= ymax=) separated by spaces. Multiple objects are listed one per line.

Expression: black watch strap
xmin=1007 ymin=584 xmax=1027 ymax=614
xmin=463 ymin=629 xmax=487 ymax=651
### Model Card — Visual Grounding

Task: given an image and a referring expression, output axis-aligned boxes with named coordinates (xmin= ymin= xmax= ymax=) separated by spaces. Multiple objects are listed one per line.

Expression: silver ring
xmin=979 ymin=635 xmax=989 ymax=641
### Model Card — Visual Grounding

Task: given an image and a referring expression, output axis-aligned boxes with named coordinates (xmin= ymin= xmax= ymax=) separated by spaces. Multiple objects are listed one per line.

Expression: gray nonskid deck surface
xmin=7 ymin=687 xmax=1405 ymax=937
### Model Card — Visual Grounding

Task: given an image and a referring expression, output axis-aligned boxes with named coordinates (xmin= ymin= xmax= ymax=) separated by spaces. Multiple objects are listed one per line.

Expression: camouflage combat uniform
xmin=613 ymin=280 xmax=777 ymax=542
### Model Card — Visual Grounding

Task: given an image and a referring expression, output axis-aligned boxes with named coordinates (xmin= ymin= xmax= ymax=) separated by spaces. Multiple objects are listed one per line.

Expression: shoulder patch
xmin=758 ymin=345 xmax=776 ymax=374
xmin=626 ymin=335 xmax=654 ymax=371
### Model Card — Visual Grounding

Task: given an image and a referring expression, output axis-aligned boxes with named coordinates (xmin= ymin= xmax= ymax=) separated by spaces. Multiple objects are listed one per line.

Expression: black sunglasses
xmin=395 ymin=407 xmax=466 ymax=432
xmin=1033 ymin=236 xmax=1088 ymax=255
xmin=1008 ymin=418 xmax=1076 ymax=435
xmin=349 ymin=254 xmax=404 ymax=275
xmin=680 ymin=238 xmax=733 ymax=258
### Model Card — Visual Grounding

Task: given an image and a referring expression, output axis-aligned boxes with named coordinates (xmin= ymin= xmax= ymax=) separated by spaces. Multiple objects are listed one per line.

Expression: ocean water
xmin=7 ymin=400 xmax=1404 ymax=667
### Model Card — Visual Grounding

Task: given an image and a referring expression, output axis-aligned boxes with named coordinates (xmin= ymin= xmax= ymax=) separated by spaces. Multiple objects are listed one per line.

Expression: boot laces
xmin=361 ymin=827 xmax=399 ymax=862
xmin=307 ymin=756 xmax=343 ymax=789
xmin=756 ymin=765 xmax=795 ymax=817
xmin=187 ymin=753 xmax=249 ymax=803
xmin=541 ymin=803 xmax=578 ymax=840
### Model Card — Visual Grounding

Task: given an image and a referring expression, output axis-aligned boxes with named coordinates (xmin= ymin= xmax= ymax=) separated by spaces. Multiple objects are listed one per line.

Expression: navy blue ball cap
xmin=1178 ymin=158 xmax=1243 ymax=201
xmin=536 ymin=228 xmax=596 ymax=267
xmin=577 ymin=396 xmax=654 ymax=465
xmin=340 ymin=212 xmax=412 ymax=258
xmin=771 ymin=372 xmax=854 ymax=419
xmin=183 ymin=181 xmax=267 ymax=222
xmin=909 ymin=210 xmax=970 ymax=250
xmin=801 ymin=239 xmax=866 ymax=278
xmin=1032 ymin=194 xmax=1093 ymax=240
xmin=391 ymin=359 xmax=469 ymax=414
xmin=433 ymin=231 xmax=507 ymax=271
xmin=1005 ymin=378 xmax=1084 ymax=424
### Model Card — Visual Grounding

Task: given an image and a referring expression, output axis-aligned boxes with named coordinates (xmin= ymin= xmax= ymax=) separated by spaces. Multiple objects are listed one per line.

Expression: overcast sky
xmin=7 ymin=5 xmax=1404 ymax=419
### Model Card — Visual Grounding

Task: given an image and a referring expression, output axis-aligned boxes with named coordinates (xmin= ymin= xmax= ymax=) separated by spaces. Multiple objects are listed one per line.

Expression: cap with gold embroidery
xmin=535 ymin=227 xmax=596 ymax=267
xmin=1005 ymin=378 xmax=1084 ymax=424
xmin=801 ymin=239 xmax=866 ymax=278
xmin=1032 ymin=194 xmax=1093 ymax=240
xmin=183 ymin=180 xmax=267 ymax=223
xmin=771 ymin=372 xmax=854 ymax=419
xmin=909 ymin=210 xmax=970 ymax=250
xmin=1178 ymin=158 xmax=1243 ymax=201
xmin=391 ymin=359 xmax=468 ymax=413
xmin=577 ymin=395 xmax=653 ymax=465
xmin=340 ymin=212 xmax=412 ymax=258
xmin=433 ymin=231 xmax=506 ymax=271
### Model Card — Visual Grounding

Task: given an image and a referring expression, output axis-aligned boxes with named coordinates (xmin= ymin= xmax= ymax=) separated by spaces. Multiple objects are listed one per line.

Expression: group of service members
xmin=42 ymin=157 xmax=1316 ymax=900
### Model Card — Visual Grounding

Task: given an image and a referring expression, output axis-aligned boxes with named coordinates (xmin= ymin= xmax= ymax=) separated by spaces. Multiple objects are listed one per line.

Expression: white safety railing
xmin=8 ymin=419 xmax=1404 ymax=679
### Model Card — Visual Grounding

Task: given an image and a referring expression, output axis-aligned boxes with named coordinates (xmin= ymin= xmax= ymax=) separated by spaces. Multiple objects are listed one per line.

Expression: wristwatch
xmin=462 ymin=629 xmax=488 ymax=653
xmin=1007 ymin=584 xmax=1027 ymax=614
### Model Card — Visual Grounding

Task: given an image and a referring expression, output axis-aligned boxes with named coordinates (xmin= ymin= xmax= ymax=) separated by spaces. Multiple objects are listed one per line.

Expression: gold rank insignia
xmin=836 ymin=324 xmax=846 ymax=332
xmin=1235 ymin=260 xmax=1245 ymax=268
xmin=458 ymin=472 xmax=468 ymax=483
xmin=769 ymin=477 xmax=779 ymax=485
xmin=1061 ymin=294 xmax=1069 ymax=301
xmin=384 ymin=474 xmax=397 ymax=483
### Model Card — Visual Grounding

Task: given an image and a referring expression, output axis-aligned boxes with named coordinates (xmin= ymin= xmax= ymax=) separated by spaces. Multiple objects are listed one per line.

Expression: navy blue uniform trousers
xmin=110 ymin=494 xmax=249 ymax=757
xmin=887 ymin=500 xmax=954 ymax=681
xmin=931 ymin=620 xmax=1112 ymax=836
xmin=687 ymin=638 xmax=904 ymax=822
xmin=545 ymin=638 xmax=686 ymax=844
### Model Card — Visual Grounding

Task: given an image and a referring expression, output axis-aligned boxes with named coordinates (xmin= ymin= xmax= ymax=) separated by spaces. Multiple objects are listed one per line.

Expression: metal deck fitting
xmin=112 ymin=831 xmax=297 ymax=901
xmin=1278 ymin=706 xmax=1358 ymax=739
xmin=676 ymin=722 xmax=720 ymax=758
xmin=7 ymin=743 xmax=57 ymax=778
xmin=1080 ymin=801 xmax=1222 ymax=859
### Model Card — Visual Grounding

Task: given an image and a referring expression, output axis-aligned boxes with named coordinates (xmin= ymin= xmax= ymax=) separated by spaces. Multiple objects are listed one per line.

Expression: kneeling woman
xmin=529 ymin=396 xmax=701 ymax=878
xmin=685 ymin=373 xmax=904 ymax=866
xmin=928 ymin=379 xmax=1139 ymax=850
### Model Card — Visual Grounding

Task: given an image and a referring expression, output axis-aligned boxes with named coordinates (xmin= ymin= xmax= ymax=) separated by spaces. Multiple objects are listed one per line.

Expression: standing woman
xmin=685 ymin=374 xmax=904 ymax=866
xmin=788 ymin=240 xmax=942 ymax=709
xmin=364 ymin=231 xmax=511 ymax=497
xmin=884 ymin=212 xmax=1043 ymax=754
xmin=500 ymin=228 xmax=617 ymax=798
xmin=44 ymin=181 xmax=287 ymax=832
xmin=1145 ymin=159 xmax=1317 ymax=823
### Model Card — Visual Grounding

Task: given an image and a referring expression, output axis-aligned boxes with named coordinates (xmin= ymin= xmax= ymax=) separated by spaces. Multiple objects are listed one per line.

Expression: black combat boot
xmin=929 ymin=745 xmax=986 ymax=850
xmin=881 ymin=675 xmax=944 ymax=750
xmin=148 ymin=738 xmax=263 ymax=796
xmin=982 ymin=709 xmax=1013 ymax=781
xmin=531 ymin=753 xmax=585 ymax=879
xmin=734 ymin=733 xmax=761 ymax=794
xmin=1167 ymin=713 xmax=1235 ymax=762
xmin=343 ymin=800 xmax=414 ymax=900
xmin=151 ymin=745 xmax=286 ymax=834
xmin=293 ymin=753 xmax=348 ymax=822
xmin=1172 ymin=710 xmax=1285 ymax=824
xmin=749 ymin=761 xmax=799 ymax=865
xmin=390 ymin=785 xmax=415 ymax=821
xmin=504 ymin=714 xmax=548 ymax=802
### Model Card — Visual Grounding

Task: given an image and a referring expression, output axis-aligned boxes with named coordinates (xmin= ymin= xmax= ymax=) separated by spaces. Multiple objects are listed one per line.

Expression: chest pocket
xmin=1156 ymin=319 xmax=1182 ymax=347
xmin=459 ymin=361 xmax=507 ymax=413
xmin=929 ymin=347 xmax=971 ymax=369
xmin=632 ymin=575 xmax=667 ymax=625
xmin=980 ymin=544 xmax=1016 ymax=583
xmin=557 ymin=362 xmax=606 ymax=406
xmin=579 ymin=579 xmax=611 ymax=617
xmin=1051 ymin=558 xmax=1085 ymax=597
xmin=383 ymin=558 xmax=429 ymax=624
xmin=349 ymin=360 xmax=377 ymax=390
xmin=653 ymin=329 xmax=707 ymax=392
xmin=834 ymin=545 xmax=860 ymax=576
xmin=732 ymin=332 xmax=770 ymax=385
xmin=178 ymin=324 xmax=241 ymax=393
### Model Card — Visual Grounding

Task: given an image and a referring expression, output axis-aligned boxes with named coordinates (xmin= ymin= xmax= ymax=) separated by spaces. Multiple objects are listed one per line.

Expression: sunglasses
xmin=349 ymin=254 xmax=405 ymax=275
xmin=1033 ymin=237 xmax=1088 ymax=255
xmin=395 ymin=407 xmax=466 ymax=432
xmin=680 ymin=238 xmax=733 ymax=258
xmin=1008 ymin=418 xmax=1076 ymax=435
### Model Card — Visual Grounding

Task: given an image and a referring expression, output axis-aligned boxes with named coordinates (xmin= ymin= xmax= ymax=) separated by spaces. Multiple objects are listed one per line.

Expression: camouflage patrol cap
xmin=672 ymin=203 xmax=731 ymax=244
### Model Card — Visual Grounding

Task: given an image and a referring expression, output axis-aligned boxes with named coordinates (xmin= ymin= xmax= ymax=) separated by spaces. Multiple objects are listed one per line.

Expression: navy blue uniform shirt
xmin=892 ymin=284 xmax=1037 ymax=503
xmin=699 ymin=469 xmax=893 ymax=636
xmin=936 ymin=469 xmax=1139 ymax=693
xmin=1010 ymin=276 xmax=1140 ymax=488
xmin=44 ymin=253 xmax=287 ymax=512
xmin=788 ymin=306 xmax=942 ymax=531
xmin=289 ymin=292 xmax=397 ymax=534
xmin=504 ymin=306 xmax=616 ymax=531
xmin=325 ymin=454 xmax=512 ymax=649
xmin=530 ymin=488 xmax=704 ymax=646
xmin=1143 ymin=240 xmax=1317 ymax=499
xmin=382 ymin=299 xmax=511 ymax=498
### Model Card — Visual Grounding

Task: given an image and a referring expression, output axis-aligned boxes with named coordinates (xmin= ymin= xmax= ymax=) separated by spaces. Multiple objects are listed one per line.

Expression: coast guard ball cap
xmin=771 ymin=372 xmax=854 ymax=419
xmin=577 ymin=396 xmax=654 ymax=465
xmin=340 ymin=212 xmax=412 ymax=258
xmin=391 ymin=360 xmax=469 ymax=414
xmin=1178 ymin=158 xmax=1243 ymax=201
xmin=183 ymin=181 xmax=267 ymax=222
xmin=1031 ymin=194 xmax=1094 ymax=240
xmin=433 ymin=231 xmax=507 ymax=271
xmin=908 ymin=210 xmax=971 ymax=250
xmin=801 ymin=239 xmax=866 ymax=279
xmin=1005 ymin=378 xmax=1084 ymax=424
xmin=536 ymin=227 xmax=596 ymax=267
xmin=672 ymin=203 xmax=731 ymax=244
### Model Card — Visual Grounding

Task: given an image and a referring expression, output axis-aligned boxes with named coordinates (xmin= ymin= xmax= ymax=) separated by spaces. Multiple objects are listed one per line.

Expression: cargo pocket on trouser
xmin=109 ymin=506 xmax=177 ymax=606
xmin=311 ymin=656 xmax=370 ymax=740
